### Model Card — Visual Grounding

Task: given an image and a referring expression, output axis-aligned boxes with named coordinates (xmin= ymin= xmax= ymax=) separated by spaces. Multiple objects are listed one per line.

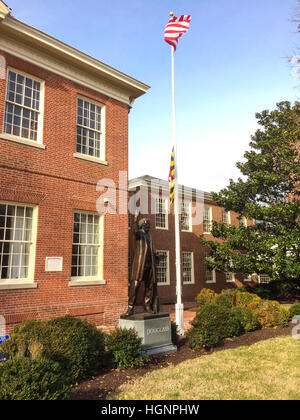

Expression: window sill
xmin=155 ymin=226 xmax=168 ymax=231
xmin=74 ymin=153 xmax=108 ymax=166
xmin=69 ymin=279 xmax=106 ymax=287
xmin=1 ymin=133 xmax=46 ymax=149
xmin=0 ymin=282 xmax=38 ymax=290
xmin=205 ymin=281 xmax=216 ymax=284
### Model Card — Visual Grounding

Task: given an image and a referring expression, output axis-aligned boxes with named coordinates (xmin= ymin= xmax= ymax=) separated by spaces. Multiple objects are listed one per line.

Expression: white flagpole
xmin=171 ymin=43 xmax=184 ymax=336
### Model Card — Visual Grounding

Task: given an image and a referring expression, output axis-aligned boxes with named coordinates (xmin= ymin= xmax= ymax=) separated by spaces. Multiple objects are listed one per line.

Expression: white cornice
xmin=0 ymin=1 xmax=10 ymax=20
xmin=0 ymin=16 xmax=150 ymax=105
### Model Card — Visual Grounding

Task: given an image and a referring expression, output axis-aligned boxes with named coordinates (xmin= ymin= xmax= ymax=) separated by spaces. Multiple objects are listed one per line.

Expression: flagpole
xmin=171 ymin=42 xmax=184 ymax=336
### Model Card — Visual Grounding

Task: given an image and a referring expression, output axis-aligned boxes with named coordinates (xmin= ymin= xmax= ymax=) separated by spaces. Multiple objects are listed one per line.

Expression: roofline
xmin=129 ymin=175 xmax=214 ymax=203
xmin=0 ymin=15 xmax=150 ymax=104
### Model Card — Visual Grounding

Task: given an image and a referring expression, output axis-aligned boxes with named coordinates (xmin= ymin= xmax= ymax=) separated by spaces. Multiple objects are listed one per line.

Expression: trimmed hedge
xmin=0 ymin=357 xmax=71 ymax=400
xmin=0 ymin=316 xmax=106 ymax=382
xmin=232 ymin=307 xmax=260 ymax=333
xmin=105 ymin=328 xmax=149 ymax=370
xmin=187 ymin=304 xmax=242 ymax=350
xmin=248 ymin=300 xmax=290 ymax=328
xmin=289 ymin=303 xmax=300 ymax=318
xmin=195 ymin=288 xmax=217 ymax=307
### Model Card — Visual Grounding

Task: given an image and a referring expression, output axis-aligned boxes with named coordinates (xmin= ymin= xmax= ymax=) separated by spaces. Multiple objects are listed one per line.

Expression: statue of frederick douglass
xmin=124 ymin=214 xmax=160 ymax=317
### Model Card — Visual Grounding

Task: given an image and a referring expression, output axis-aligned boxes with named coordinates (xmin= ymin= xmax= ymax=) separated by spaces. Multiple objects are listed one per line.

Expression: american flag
xmin=164 ymin=14 xmax=191 ymax=51
xmin=168 ymin=147 xmax=175 ymax=205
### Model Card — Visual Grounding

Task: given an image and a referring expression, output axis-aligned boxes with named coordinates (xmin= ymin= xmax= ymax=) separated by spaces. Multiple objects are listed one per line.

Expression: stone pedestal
xmin=119 ymin=312 xmax=177 ymax=356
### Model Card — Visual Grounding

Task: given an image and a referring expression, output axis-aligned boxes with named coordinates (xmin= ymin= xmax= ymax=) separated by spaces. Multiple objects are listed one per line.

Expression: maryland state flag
xmin=168 ymin=147 xmax=175 ymax=205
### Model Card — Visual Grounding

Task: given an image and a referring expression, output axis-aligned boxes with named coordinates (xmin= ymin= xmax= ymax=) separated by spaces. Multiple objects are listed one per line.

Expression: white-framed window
xmin=259 ymin=274 xmax=271 ymax=284
xmin=71 ymin=211 xmax=103 ymax=281
xmin=205 ymin=267 xmax=216 ymax=284
xmin=0 ymin=201 xmax=38 ymax=284
xmin=182 ymin=251 xmax=194 ymax=284
xmin=225 ymin=272 xmax=235 ymax=283
xmin=155 ymin=197 xmax=168 ymax=230
xmin=222 ymin=210 xmax=231 ymax=225
xmin=3 ymin=68 xmax=44 ymax=144
xmin=156 ymin=250 xmax=170 ymax=285
xmin=203 ymin=206 xmax=212 ymax=234
xmin=181 ymin=201 xmax=192 ymax=232
xmin=76 ymin=96 xmax=105 ymax=160
xmin=240 ymin=216 xmax=248 ymax=227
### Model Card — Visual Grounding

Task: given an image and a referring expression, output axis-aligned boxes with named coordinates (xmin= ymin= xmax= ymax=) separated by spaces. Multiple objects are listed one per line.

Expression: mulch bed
xmin=72 ymin=323 xmax=294 ymax=401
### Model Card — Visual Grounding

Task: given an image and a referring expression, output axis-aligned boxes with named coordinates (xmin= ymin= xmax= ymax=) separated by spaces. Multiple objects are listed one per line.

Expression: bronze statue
xmin=124 ymin=214 xmax=160 ymax=317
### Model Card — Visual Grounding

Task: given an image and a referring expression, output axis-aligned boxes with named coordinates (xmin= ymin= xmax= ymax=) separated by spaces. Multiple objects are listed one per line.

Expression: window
xmin=222 ymin=210 xmax=230 ymax=225
xmin=182 ymin=252 xmax=194 ymax=284
xmin=156 ymin=251 xmax=170 ymax=285
xmin=240 ymin=216 xmax=247 ymax=227
xmin=3 ymin=69 xmax=44 ymax=143
xmin=71 ymin=211 xmax=102 ymax=280
xmin=203 ymin=206 xmax=212 ymax=234
xmin=243 ymin=274 xmax=252 ymax=282
xmin=0 ymin=202 xmax=37 ymax=283
xmin=259 ymin=274 xmax=271 ymax=284
xmin=155 ymin=197 xmax=168 ymax=229
xmin=76 ymin=97 xmax=104 ymax=160
xmin=225 ymin=272 xmax=235 ymax=283
xmin=205 ymin=267 xmax=216 ymax=284
xmin=181 ymin=202 xmax=192 ymax=231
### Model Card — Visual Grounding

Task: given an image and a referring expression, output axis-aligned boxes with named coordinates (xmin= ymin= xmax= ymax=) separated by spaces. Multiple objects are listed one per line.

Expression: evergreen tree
xmin=202 ymin=101 xmax=300 ymax=281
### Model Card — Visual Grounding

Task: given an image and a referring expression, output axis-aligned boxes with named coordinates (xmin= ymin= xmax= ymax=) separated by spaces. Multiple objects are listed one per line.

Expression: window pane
xmin=0 ymin=204 xmax=34 ymax=280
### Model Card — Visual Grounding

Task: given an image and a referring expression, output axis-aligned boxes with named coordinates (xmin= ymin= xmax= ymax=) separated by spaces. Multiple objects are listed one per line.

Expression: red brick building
xmin=129 ymin=175 xmax=261 ymax=308
xmin=0 ymin=3 xmax=149 ymax=331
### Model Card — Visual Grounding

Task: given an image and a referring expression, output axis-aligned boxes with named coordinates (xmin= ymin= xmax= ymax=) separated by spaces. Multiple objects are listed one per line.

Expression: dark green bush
xmin=188 ymin=304 xmax=242 ymax=350
xmin=232 ymin=307 xmax=261 ymax=333
xmin=289 ymin=303 xmax=300 ymax=319
xmin=240 ymin=280 xmax=300 ymax=301
xmin=0 ymin=357 xmax=71 ymax=400
xmin=215 ymin=290 xmax=237 ymax=309
xmin=0 ymin=316 xmax=106 ymax=382
xmin=105 ymin=328 xmax=149 ymax=369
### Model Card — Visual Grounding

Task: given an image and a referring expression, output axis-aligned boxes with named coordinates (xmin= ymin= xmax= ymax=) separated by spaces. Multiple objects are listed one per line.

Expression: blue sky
xmin=6 ymin=0 xmax=299 ymax=192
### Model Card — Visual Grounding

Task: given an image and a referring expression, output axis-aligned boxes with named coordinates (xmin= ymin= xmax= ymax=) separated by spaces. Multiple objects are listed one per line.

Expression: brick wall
xmin=0 ymin=51 xmax=129 ymax=330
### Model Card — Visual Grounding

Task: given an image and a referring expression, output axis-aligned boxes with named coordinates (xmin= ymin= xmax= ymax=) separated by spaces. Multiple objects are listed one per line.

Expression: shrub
xmin=0 ymin=316 xmax=106 ymax=382
xmin=0 ymin=357 xmax=71 ymax=400
xmin=240 ymin=280 xmax=300 ymax=301
xmin=215 ymin=289 xmax=237 ymax=309
xmin=235 ymin=291 xmax=262 ymax=308
xmin=248 ymin=300 xmax=290 ymax=328
xmin=232 ymin=307 xmax=261 ymax=333
xmin=289 ymin=303 xmax=300 ymax=319
xmin=188 ymin=304 xmax=242 ymax=350
xmin=195 ymin=288 xmax=217 ymax=307
xmin=106 ymin=328 xmax=149 ymax=370
xmin=171 ymin=321 xmax=180 ymax=346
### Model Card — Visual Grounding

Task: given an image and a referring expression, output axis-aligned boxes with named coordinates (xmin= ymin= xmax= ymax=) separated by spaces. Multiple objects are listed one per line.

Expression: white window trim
xmin=69 ymin=210 xmax=104 ymax=285
xmin=205 ymin=268 xmax=216 ymax=284
xmin=225 ymin=272 xmax=235 ymax=283
xmin=203 ymin=206 xmax=213 ymax=234
xmin=2 ymin=67 xmax=45 ymax=147
xmin=243 ymin=274 xmax=252 ymax=282
xmin=222 ymin=210 xmax=231 ymax=225
xmin=156 ymin=250 xmax=170 ymax=286
xmin=155 ymin=196 xmax=169 ymax=230
xmin=258 ymin=274 xmax=271 ymax=284
xmin=0 ymin=200 xmax=38 ymax=287
xmin=182 ymin=251 xmax=195 ymax=285
xmin=76 ymin=94 xmax=106 ymax=163
xmin=181 ymin=201 xmax=192 ymax=232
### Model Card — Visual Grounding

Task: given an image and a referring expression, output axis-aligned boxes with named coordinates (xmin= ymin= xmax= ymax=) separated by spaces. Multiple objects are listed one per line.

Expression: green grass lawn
xmin=108 ymin=336 xmax=300 ymax=400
